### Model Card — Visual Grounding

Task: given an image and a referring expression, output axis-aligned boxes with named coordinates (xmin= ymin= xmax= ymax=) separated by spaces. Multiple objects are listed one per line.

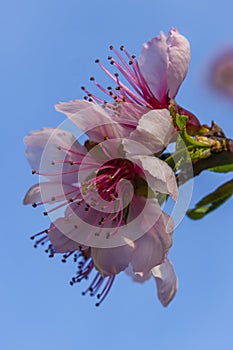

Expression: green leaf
xmin=187 ymin=179 xmax=233 ymax=220
xmin=209 ymin=164 xmax=233 ymax=173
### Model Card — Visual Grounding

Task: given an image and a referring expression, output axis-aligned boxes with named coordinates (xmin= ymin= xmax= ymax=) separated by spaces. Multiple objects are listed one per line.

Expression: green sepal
xmin=176 ymin=115 xmax=209 ymax=148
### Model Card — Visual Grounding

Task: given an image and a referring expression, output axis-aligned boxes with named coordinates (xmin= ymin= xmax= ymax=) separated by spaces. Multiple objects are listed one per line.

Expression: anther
xmin=109 ymin=45 xmax=114 ymax=50
xmin=57 ymin=146 xmax=62 ymax=150
xmin=90 ymin=77 xmax=95 ymax=81
xmin=95 ymin=59 xmax=99 ymax=63
xmin=43 ymin=212 xmax=48 ymax=216
xmin=107 ymin=56 xmax=112 ymax=60
xmin=81 ymin=86 xmax=85 ymax=90
xmin=120 ymin=45 xmax=124 ymax=51
xmin=32 ymin=203 xmax=37 ymax=208
xmin=32 ymin=169 xmax=36 ymax=175
xmin=51 ymin=161 xmax=55 ymax=165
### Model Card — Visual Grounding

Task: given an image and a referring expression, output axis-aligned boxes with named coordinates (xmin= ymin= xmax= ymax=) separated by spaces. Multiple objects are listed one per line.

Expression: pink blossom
xmin=23 ymin=29 xmax=189 ymax=307
xmin=24 ymin=106 xmax=178 ymax=306
xmin=66 ymin=28 xmax=199 ymax=134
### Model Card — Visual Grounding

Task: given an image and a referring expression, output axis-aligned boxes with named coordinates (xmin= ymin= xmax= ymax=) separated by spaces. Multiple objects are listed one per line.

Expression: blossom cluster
xmin=24 ymin=28 xmax=195 ymax=307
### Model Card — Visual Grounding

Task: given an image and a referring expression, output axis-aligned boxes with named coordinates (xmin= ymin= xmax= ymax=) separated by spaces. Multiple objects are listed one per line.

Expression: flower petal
xmin=23 ymin=182 xmax=78 ymax=205
xmin=24 ymin=128 xmax=85 ymax=184
xmin=48 ymin=225 xmax=81 ymax=253
xmin=127 ymin=109 xmax=175 ymax=154
xmin=151 ymin=258 xmax=178 ymax=307
xmin=130 ymin=211 xmax=173 ymax=276
xmin=140 ymin=28 xmax=190 ymax=101
xmin=55 ymin=100 xmax=127 ymax=141
xmin=91 ymin=245 xmax=134 ymax=277
xmin=166 ymin=28 xmax=190 ymax=98
xmin=126 ymin=154 xmax=178 ymax=200
xmin=125 ymin=264 xmax=151 ymax=283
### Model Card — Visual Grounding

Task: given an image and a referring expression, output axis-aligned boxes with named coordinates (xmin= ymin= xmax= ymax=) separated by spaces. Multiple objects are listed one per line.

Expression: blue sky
xmin=1 ymin=1 xmax=233 ymax=349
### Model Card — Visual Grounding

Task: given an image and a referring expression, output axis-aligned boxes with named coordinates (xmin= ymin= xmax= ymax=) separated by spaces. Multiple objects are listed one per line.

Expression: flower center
xmin=95 ymin=158 xmax=135 ymax=201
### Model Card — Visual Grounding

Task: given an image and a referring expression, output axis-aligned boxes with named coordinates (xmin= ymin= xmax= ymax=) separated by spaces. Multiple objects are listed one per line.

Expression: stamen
xmin=95 ymin=275 xmax=115 ymax=307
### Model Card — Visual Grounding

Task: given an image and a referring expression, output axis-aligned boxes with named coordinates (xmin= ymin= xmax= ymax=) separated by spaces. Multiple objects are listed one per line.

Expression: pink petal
xmin=23 ymin=182 xmax=78 ymax=205
xmin=53 ymin=204 xmax=131 ymax=248
xmin=127 ymin=109 xmax=175 ymax=154
xmin=125 ymin=264 xmax=151 ymax=283
xmin=130 ymin=211 xmax=173 ymax=276
xmin=166 ymin=29 xmax=190 ymax=98
xmin=52 ymin=207 xmax=99 ymax=247
xmin=48 ymin=225 xmax=81 ymax=253
xmin=140 ymin=28 xmax=190 ymax=101
xmin=24 ymin=128 xmax=85 ymax=184
xmin=91 ymin=245 xmax=134 ymax=277
xmin=126 ymin=154 xmax=178 ymax=200
xmin=55 ymin=100 xmax=127 ymax=141
xmin=151 ymin=258 xmax=178 ymax=307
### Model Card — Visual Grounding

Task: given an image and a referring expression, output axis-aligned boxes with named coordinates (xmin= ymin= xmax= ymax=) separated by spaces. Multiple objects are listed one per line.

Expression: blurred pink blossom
xmin=209 ymin=48 xmax=233 ymax=99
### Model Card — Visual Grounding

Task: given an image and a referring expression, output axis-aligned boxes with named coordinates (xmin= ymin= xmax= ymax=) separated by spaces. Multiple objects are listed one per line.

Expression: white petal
xmin=24 ymin=128 xmax=85 ymax=183
xmin=56 ymin=100 xmax=126 ymax=141
xmin=152 ymin=258 xmax=178 ymax=307
xmin=23 ymin=182 xmax=78 ymax=205
xmin=131 ymin=211 xmax=173 ymax=276
xmin=128 ymin=154 xmax=178 ymax=200
xmin=127 ymin=109 xmax=175 ymax=154
xmin=48 ymin=226 xmax=81 ymax=253
xmin=125 ymin=264 xmax=151 ymax=283
xmin=91 ymin=245 xmax=133 ymax=277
